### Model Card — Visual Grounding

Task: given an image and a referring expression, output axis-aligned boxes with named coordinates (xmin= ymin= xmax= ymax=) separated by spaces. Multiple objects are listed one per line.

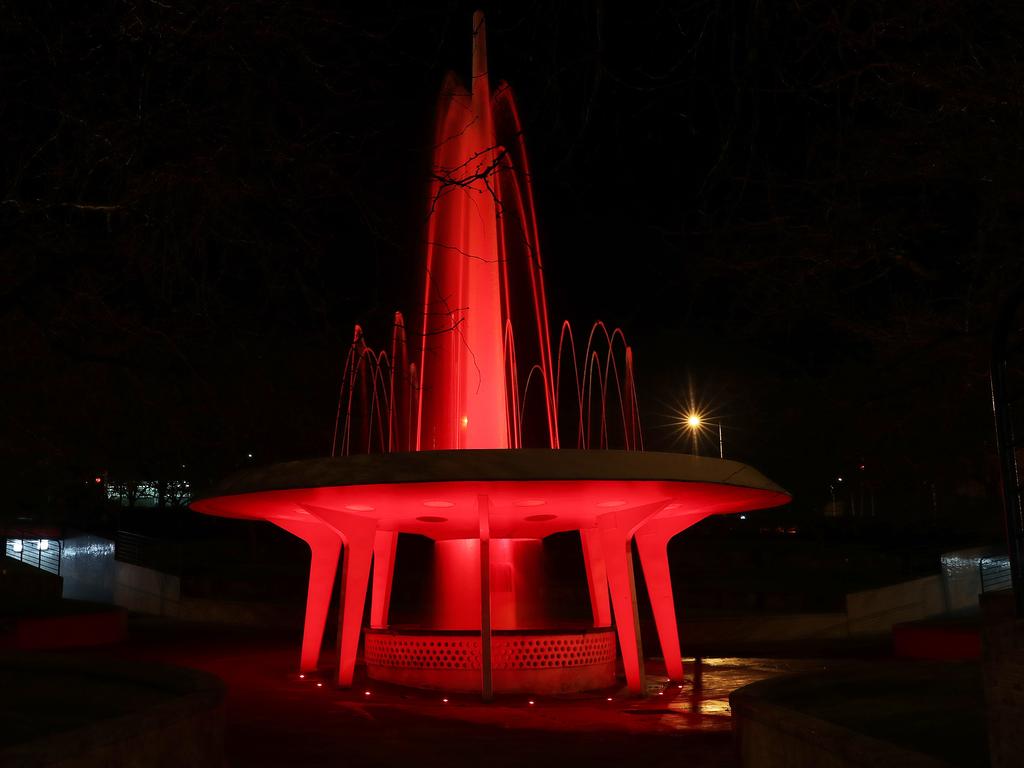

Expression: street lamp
xmin=682 ymin=411 xmax=724 ymax=458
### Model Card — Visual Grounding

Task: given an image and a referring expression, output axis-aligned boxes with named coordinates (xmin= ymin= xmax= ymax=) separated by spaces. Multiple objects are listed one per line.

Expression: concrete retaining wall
xmin=846 ymin=575 xmax=947 ymax=635
xmin=731 ymin=670 xmax=956 ymax=768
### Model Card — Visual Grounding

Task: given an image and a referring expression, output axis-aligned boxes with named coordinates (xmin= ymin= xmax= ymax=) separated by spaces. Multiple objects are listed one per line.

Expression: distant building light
xmin=836 ymin=476 xmax=843 ymax=483
xmin=94 ymin=476 xmax=103 ymax=484
xmin=739 ymin=514 xmax=747 ymax=520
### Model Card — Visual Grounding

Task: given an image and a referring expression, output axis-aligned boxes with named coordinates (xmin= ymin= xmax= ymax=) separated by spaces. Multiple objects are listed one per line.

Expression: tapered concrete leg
xmin=337 ymin=528 xmax=375 ymax=687
xmin=600 ymin=526 xmax=645 ymax=694
xmin=273 ymin=518 xmax=342 ymax=673
xmin=635 ymin=532 xmax=683 ymax=680
xmin=581 ymin=528 xmax=611 ymax=627
xmin=370 ymin=530 xmax=397 ymax=629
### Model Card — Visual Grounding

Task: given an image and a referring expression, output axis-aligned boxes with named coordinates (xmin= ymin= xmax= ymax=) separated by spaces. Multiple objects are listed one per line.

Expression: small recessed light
xmin=345 ymin=504 xmax=375 ymax=512
xmin=316 ymin=682 xmax=323 ymax=687
xmin=423 ymin=500 xmax=454 ymax=508
xmin=597 ymin=500 xmax=625 ymax=508
xmin=528 ymin=700 xmax=535 ymax=705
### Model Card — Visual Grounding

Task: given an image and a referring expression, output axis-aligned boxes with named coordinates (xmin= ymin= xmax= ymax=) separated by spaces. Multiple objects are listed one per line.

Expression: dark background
xmin=3 ymin=1 xmax=1023 ymax=544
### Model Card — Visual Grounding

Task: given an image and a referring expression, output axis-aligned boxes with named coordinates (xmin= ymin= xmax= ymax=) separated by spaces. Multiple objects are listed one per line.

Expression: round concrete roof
xmin=190 ymin=450 xmax=790 ymax=540
xmin=196 ymin=449 xmax=787 ymax=499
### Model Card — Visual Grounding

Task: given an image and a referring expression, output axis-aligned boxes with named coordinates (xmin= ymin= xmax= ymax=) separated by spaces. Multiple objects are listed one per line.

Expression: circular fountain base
xmin=364 ymin=627 xmax=617 ymax=694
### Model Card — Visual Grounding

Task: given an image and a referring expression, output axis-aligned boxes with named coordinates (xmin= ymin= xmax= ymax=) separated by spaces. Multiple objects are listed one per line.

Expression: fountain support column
xmin=479 ymin=495 xmax=493 ymax=701
xmin=581 ymin=528 xmax=612 ymax=627
xmin=596 ymin=501 xmax=671 ymax=695
xmin=635 ymin=514 xmax=713 ymax=681
xmin=370 ymin=530 xmax=397 ymax=628
xmin=272 ymin=518 xmax=342 ymax=673
xmin=304 ymin=507 xmax=377 ymax=688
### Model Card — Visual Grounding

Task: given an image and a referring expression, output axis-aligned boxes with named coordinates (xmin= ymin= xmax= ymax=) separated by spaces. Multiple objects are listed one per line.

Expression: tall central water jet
xmin=192 ymin=13 xmax=790 ymax=698
xmin=418 ymin=12 xmax=556 ymax=453
xmin=417 ymin=13 xmax=559 ymax=631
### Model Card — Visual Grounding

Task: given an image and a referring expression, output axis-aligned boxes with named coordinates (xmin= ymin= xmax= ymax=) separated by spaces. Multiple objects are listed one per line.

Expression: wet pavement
xmin=88 ymin=621 xmax=839 ymax=767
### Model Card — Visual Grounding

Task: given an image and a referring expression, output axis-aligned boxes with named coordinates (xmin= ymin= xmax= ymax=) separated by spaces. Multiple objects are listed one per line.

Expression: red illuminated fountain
xmin=192 ymin=13 xmax=789 ymax=697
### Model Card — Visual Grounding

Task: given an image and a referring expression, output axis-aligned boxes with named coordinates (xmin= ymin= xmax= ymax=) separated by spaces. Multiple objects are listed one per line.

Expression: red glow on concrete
xmin=191 ymin=11 xmax=791 ymax=699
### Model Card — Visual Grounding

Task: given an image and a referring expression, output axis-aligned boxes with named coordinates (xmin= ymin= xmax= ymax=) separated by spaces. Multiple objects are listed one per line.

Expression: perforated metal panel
xmin=365 ymin=630 xmax=616 ymax=671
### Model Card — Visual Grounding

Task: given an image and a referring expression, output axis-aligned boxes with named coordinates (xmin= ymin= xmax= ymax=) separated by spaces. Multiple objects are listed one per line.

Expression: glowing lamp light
xmin=460 ymin=415 xmax=469 ymax=428
xmin=606 ymin=697 xmax=613 ymax=702
xmin=93 ymin=476 xmax=103 ymax=484
xmin=38 ymin=539 xmax=49 ymax=551
xmin=686 ymin=413 xmax=702 ymax=429
xmin=13 ymin=539 xmax=23 ymax=553
xmin=528 ymin=700 xmax=535 ymax=705
xmin=299 ymin=674 xmax=305 ymax=679
xmin=442 ymin=698 xmax=449 ymax=703
xmin=316 ymin=682 xmax=323 ymax=687
xmin=739 ymin=514 xmax=747 ymax=520
xmin=364 ymin=691 xmax=371 ymax=696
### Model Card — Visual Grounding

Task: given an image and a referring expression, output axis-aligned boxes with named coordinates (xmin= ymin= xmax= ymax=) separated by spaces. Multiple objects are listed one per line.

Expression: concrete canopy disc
xmin=191 ymin=450 xmax=790 ymax=540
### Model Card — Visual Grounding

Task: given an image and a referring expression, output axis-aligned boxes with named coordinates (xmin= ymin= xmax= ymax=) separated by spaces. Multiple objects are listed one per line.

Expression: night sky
xmin=4 ymin=1 xmax=1023 ymax=538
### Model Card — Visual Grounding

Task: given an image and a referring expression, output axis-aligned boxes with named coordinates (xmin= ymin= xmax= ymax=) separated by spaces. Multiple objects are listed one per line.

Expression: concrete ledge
xmin=730 ymin=663 xmax=984 ymax=768
xmin=0 ymin=653 xmax=226 ymax=768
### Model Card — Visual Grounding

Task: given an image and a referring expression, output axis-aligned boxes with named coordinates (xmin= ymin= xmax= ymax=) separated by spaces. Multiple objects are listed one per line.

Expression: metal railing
xmin=4 ymin=536 xmax=62 ymax=575
xmin=114 ymin=530 xmax=182 ymax=575
xmin=980 ymin=554 xmax=1012 ymax=593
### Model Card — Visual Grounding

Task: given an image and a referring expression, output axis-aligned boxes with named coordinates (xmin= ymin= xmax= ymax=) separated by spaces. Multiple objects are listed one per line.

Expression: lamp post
xmin=683 ymin=412 xmax=724 ymax=458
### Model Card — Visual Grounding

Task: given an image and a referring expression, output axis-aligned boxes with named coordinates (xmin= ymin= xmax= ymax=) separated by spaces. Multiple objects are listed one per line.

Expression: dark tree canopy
xmin=2 ymin=1 xmax=1022 ymax=535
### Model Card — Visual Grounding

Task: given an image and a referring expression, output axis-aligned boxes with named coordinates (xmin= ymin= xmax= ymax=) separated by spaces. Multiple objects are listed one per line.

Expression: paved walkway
xmin=90 ymin=620 xmax=833 ymax=768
